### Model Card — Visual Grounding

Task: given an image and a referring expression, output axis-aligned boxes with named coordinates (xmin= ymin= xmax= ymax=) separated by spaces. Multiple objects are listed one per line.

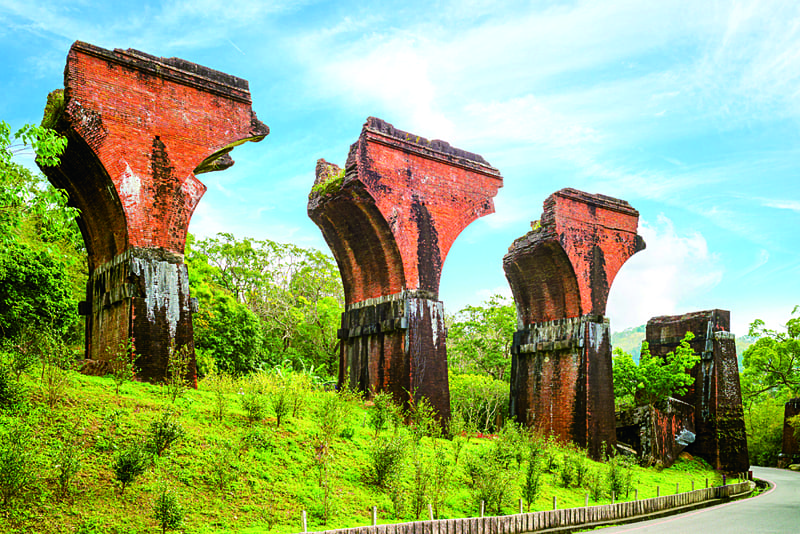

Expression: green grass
xmin=0 ymin=367 xmax=727 ymax=534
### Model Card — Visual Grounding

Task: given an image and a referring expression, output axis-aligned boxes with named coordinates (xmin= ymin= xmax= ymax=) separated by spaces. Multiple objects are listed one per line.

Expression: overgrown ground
xmin=0 ymin=366 xmax=728 ymax=534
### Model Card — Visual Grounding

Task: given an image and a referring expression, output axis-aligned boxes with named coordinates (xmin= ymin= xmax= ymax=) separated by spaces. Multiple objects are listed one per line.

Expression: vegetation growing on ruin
xmin=612 ymin=333 xmax=700 ymax=409
xmin=310 ymin=166 xmax=345 ymax=198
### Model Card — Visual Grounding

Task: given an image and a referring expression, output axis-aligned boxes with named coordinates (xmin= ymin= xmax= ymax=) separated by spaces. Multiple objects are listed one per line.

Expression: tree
xmin=0 ymin=123 xmax=83 ymax=343
xmin=612 ymin=332 xmax=700 ymax=407
xmin=741 ymin=307 xmax=800 ymax=400
xmin=189 ymin=233 xmax=343 ymax=375
xmin=448 ymin=295 xmax=516 ymax=381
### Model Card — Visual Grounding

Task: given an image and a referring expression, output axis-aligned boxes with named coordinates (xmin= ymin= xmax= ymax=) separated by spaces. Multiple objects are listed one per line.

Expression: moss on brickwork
xmin=41 ymin=89 xmax=65 ymax=130
xmin=310 ymin=166 xmax=345 ymax=197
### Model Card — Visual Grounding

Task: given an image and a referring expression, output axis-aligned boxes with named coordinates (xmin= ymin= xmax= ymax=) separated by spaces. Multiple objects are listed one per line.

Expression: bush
xmin=147 ymin=411 xmax=186 ymax=457
xmin=107 ymin=338 xmax=136 ymax=396
xmin=112 ymin=445 xmax=149 ymax=494
xmin=521 ymin=448 xmax=543 ymax=511
xmin=365 ymin=434 xmax=407 ymax=488
xmin=202 ymin=371 xmax=235 ymax=422
xmin=240 ymin=375 xmax=268 ymax=424
xmin=369 ymin=389 xmax=402 ymax=437
xmin=164 ymin=342 xmax=192 ymax=403
xmin=52 ymin=439 xmax=82 ymax=501
xmin=449 ymin=372 xmax=508 ymax=433
xmin=153 ymin=485 xmax=184 ymax=533
xmin=205 ymin=441 xmax=238 ymax=493
xmin=0 ymin=426 xmax=37 ymax=507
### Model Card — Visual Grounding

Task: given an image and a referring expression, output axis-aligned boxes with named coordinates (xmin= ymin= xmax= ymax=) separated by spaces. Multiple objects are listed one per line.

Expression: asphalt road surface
xmin=593 ymin=467 xmax=800 ymax=534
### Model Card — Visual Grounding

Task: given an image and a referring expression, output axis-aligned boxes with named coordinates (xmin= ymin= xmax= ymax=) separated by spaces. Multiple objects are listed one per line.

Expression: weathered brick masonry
xmin=504 ymin=189 xmax=645 ymax=458
xmin=779 ymin=398 xmax=800 ymax=467
xmin=645 ymin=310 xmax=750 ymax=472
xmin=40 ymin=41 xmax=268 ymax=382
xmin=616 ymin=397 xmax=696 ymax=467
xmin=308 ymin=118 xmax=502 ymax=419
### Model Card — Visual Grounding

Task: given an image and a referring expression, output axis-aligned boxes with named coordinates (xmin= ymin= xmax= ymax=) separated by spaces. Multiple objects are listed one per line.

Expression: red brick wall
xmin=41 ymin=41 xmax=268 ymax=382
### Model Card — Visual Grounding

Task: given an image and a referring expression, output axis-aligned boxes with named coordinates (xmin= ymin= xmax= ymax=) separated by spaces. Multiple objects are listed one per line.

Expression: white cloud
xmin=761 ymin=198 xmax=800 ymax=212
xmin=607 ymin=214 xmax=724 ymax=331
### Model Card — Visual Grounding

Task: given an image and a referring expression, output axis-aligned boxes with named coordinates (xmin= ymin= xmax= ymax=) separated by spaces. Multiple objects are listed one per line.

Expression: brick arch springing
xmin=504 ymin=240 xmax=582 ymax=325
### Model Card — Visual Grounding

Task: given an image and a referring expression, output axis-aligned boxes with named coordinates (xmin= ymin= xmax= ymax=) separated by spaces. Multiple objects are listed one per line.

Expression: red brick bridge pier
xmin=308 ymin=117 xmax=503 ymax=419
xmin=40 ymin=41 xmax=268 ymax=382
xmin=504 ymin=189 xmax=645 ymax=458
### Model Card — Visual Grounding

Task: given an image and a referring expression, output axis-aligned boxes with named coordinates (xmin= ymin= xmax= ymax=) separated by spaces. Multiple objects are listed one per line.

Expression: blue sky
xmin=2 ymin=0 xmax=798 ymax=336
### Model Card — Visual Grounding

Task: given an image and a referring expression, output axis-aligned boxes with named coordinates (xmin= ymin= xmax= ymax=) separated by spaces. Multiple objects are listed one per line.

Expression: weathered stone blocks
xmin=40 ymin=41 xmax=268 ymax=382
xmin=616 ymin=397 xmax=696 ymax=467
xmin=778 ymin=398 xmax=800 ymax=467
xmin=645 ymin=310 xmax=750 ymax=472
xmin=504 ymin=189 xmax=645 ymax=458
xmin=308 ymin=117 xmax=502 ymax=418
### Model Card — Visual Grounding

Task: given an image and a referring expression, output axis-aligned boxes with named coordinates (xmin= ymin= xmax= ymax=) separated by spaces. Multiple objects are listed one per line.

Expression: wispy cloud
xmin=761 ymin=198 xmax=800 ymax=212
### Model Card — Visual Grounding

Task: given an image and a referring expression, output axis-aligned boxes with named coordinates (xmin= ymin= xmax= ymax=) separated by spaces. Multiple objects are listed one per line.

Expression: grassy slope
xmin=0 ymin=370 xmax=726 ymax=534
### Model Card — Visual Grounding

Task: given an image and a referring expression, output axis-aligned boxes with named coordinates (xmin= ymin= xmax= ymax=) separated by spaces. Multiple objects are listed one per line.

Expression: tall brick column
xmin=504 ymin=189 xmax=645 ymax=458
xmin=40 ymin=41 xmax=268 ymax=382
xmin=646 ymin=310 xmax=750 ymax=472
xmin=308 ymin=117 xmax=503 ymax=419
xmin=780 ymin=398 xmax=800 ymax=467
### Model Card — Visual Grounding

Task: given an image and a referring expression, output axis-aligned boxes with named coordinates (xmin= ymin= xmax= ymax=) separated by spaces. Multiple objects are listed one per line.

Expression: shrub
xmin=0 ymin=426 xmax=36 ymax=507
xmin=153 ymin=485 xmax=184 ymax=533
xmin=206 ymin=441 xmax=238 ymax=493
xmin=52 ymin=439 xmax=82 ymax=500
xmin=406 ymin=395 xmax=440 ymax=442
xmin=240 ymin=376 xmax=268 ymax=424
xmin=560 ymin=453 xmax=576 ymax=488
xmin=365 ymin=434 xmax=407 ymax=488
xmin=449 ymin=372 xmax=508 ymax=433
xmin=164 ymin=342 xmax=191 ymax=403
xmin=270 ymin=375 xmax=291 ymax=428
xmin=202 ymin=371 xmax=234 ymax=421
xmin=521 ymin=448 xmax=543 ymax=511
xmin=40 ymin=333 xmax=74 ymax=409
xmin=113 ymin=445 xmax=149 ymax=494
xmin=368 ymin=389 xmax=402 ymax=437
xmin=147 ymin=411 xmax=186 ymax=457
xmin=107 ymin=338 xmax=136 ymax=396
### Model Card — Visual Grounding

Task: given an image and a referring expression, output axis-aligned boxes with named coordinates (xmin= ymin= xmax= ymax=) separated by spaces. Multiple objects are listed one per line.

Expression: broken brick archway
xmin=504 ymin=189 xmax=645 ymax=459
xmin=308 ymin=117 xmax=503 ymax=420
xmin=39 ymin=41 xmax=268 ymax=383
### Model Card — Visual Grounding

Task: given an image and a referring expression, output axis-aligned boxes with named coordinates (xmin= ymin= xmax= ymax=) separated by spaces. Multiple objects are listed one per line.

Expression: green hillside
xmin=0 ymin=365 xmax=725 ymax=534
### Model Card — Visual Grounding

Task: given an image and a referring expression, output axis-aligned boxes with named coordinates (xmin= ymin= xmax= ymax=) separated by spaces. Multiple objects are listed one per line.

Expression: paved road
xmin=594 ymin=467 xmax=800 ymax=533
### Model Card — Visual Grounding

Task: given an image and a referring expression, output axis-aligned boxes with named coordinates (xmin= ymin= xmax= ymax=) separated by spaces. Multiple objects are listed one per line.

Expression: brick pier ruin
xmin=779 ymin=398 xmax=800 ymax=467
xmin=645 ymin=310 xmax=750 ymax=472
xmin=504 ymin=189 xmax=645 ymax=458
xmin=40 ymin=41 xmax=268 ymax=382
xmin=308 ymin=117 xmax=503 ymax=419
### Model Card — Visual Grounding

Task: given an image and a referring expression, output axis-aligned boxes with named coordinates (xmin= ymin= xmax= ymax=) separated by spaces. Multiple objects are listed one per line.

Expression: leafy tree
xmin=448 ymin=295 xmax=516 ymax=381
xmin=741 ymin=307 xmax=800 ymax=400
xmin=612 ymin=332 xmax=700 ymax=407
xmin=187 ymin=234 xmax=267 ymax=375
xmin=189 ymin=233 xmax=343 ymax=375
xmin=0 ymin=122 xmax=84 ymax=345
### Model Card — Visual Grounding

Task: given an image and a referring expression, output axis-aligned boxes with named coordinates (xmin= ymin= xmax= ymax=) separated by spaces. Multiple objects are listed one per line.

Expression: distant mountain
xmin=611 ymin=325 xmax=646 ymax=361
